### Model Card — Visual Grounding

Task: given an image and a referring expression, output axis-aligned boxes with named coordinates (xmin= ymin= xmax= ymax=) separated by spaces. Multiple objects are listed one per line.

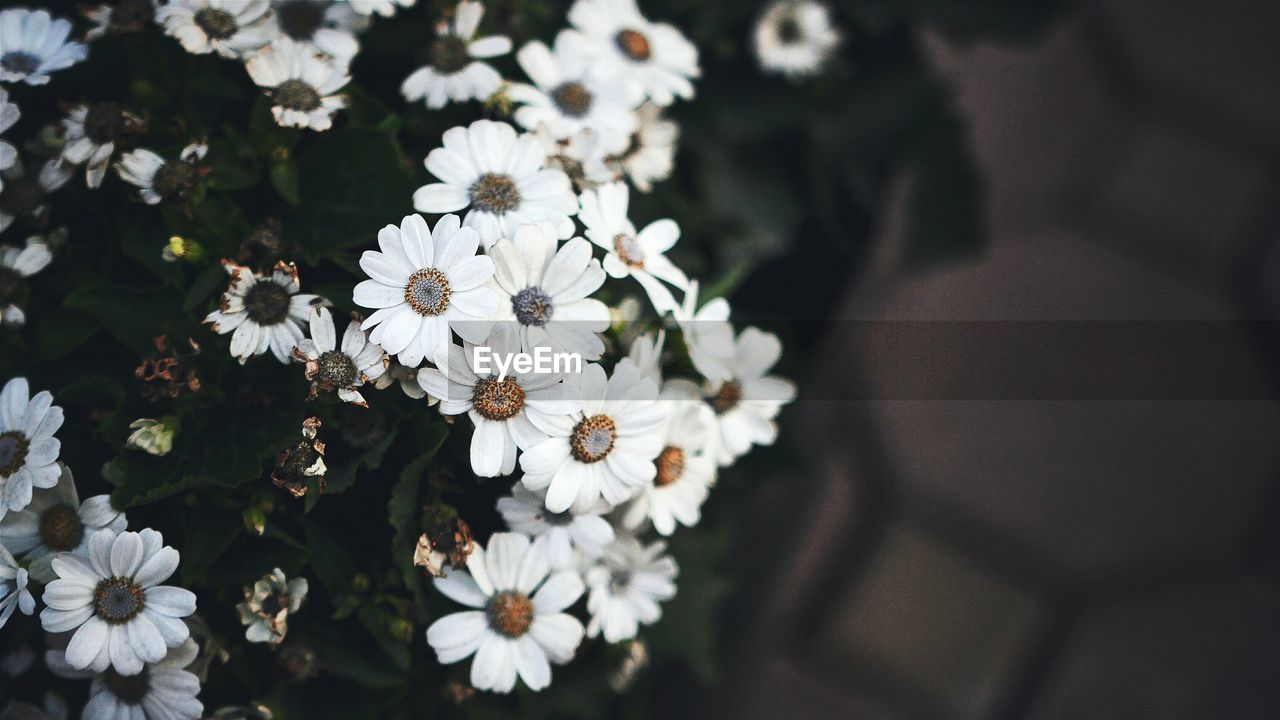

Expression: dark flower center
xmin=615 ymin=29 xmax=652 ymax=61
xmin=777 ymin=15 xmax=803 ymax=44
xmin=0 ymin=178 xmax=44 ymax=217
xmin=152 ymin=160 xmax=198 ymax=200
xmin=431 ymin=36 xmax=471 ymax=74
xmin=0 ymin=52 xmax=40 ymax=76
xmin=280 ymin=441 xmax=321 ymax=480
xmin=108 ymin=0 xmax=155 ymax=33
xmin=278 ymin=0 xmax=325 ymax=40
xmin=316 ymin=350 xmax=357 ymax=389
xmin=654 ymin=446 xmax=685 ymax=487
xmin=103 ymin=667 xmax=151 ymax=704
xmin=0 ymin=266 xmax=23 ymax=306
xmin=243 ymin=281 xmax=292 ymax=325
xmin=570 ymin=414 xmax=617 ymax=463
xmin=710 ymin=380 xmax=741 ymax=415
xmin=551 ymin=82 xmax=593 ymax=118
xmin=0 ymin=431 xmax=28 ymax=476
xmin=84 ymin=102 xmax=126 ymax=144
xmin=612 ymin=234 xmax=645 ymax=268
xmin=511 ymin=286 xmax=554 ymax=327
xmin=39 ymin=503 xmax=85 ymax=551
xmin=486 ymin=590 xmax=533 ymax=638
xmin=404 ymin=267 xmax=451 ymax=316
xmin=273 ymin=79 xmax=322 ymax=112
xmin=472 ymin=377 xmax=526 ymax=421
xmin=94 ymin=577 xmax=146 ymax=624
xmin=468 ymin=173 xmax=521 ymax=214
xmin=195 ymin=8 xmax=238 ymax=40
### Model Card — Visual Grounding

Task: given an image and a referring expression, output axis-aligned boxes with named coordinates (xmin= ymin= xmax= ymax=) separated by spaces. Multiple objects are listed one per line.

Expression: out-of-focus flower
xmin=753 ymin=0 xmax=842 ymax=79
xmin=401 ymin=0 xmax=511 ymax=109
xmin=126 ymin=417 xmax=178 ymax=456
xmin=135 ymin=336 xmax=203 ymax=402
xmin=237 ymin=568 xmax=308 ymax=646
xmin=413 ymin=506 xmax=474 ymax=578
xmin=114 ymin=142 xmax=207 ymax=205
xmin=0 ymin=8 xmax=87 ymax=86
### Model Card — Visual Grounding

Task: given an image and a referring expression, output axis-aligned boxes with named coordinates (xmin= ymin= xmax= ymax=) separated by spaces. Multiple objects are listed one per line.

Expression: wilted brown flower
xmin=271 ymin=417 xmax=326 ymax=497
xmin=135 ymin=335 xmax=201 ymax=401
xmin=413 ymin=506 xmax=474 ymax=577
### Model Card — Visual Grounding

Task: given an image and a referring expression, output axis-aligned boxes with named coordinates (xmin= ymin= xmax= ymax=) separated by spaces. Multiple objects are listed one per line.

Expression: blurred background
xmin=704 ymin=0 xmax=1280 ymax=718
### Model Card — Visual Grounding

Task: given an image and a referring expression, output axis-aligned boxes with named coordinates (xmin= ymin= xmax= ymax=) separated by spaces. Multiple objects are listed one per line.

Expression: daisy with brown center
xmin=245 ymin=37 xmax=351 ymax=132
xmin=0 ymin=377 xmax=64 ymax=522
xmin=497 ymin=484 xmax=613 ymax=570
xmin=292 ymin=306 xmax=388 ymax=406
xmin=40 ymin=528 xmax=198 ymax=676
xmin=567 ymin=0 xmax=700 ymax=107
xmin=584 ymin=534 xmax=677 ymax=643
xmin=83 ymin=639 xmax=204 ymax=720
xmin=59 ymin=101 xmax=142 ymax=189
xmin=754 ymin=0 xmax=842 ymax=79
xmin=417 ymin=323 xmax=582 ymax=478
xmin=114 ymin=142 xmax=208 ymax=205
xmin=426 ymin=532 xmax=585 ymax=693
xmin=155 ymin=0 xmax=275 ymax=60
xmin=0 ymin=464 xmax=126 ymax=584
xmin=577 ymin=181 xmax=688 ymax=314
xmin=519 ymin=359 xmax=668 ymax=514
xmin=401 ymin=0 xmax=512 ymax=110
xmin=0 ymin=8 xmax=87 ymax=86
xmin=620 ymin=393 xmax=715 ymax=536
xmin=204 ymin=260 xmax=325 ymax=365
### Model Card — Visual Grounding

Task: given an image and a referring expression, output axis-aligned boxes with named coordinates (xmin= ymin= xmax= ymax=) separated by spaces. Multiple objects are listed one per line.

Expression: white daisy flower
xmin=567 ymin=0 xmax=700 ymax=107
xmin=60 ymin=102 xmax=141 ymax=189
xmin=348 ymin=0 xmax=416 ymax=17
xmin=292 ymin=306 xmax=388 ymax=406
xmin=621 ymin=397 xmax=714 ymax=536
xmin=497 ymin=484 xmax=613 ymax=570
xmin=535 ymin=126 xmax=618 ymax=192
xmin=0 ymin=158 xmax=73 ymax=234
xmin=204 ymin=260 xmax=324 ymax=365
xmin=83 ymin=639 xmax=204 ymax=720
xmin=509 ymin=31 xmax=642 ymax=155
xmin=0 ymin=8 xmax=87 ymax=86
xmin=114 ymin=141 xmax=208 ymax=205
xmin=401 ymin=0 xmax=512 ymax=110
xmin=371 ymin=359 xmax=434 ymax=402
xmin=0 ymin=377 xmax=63 ymax=522
xmin=0 ymin=464 xmax=126 ymax=584
xmin=626 ymin=329 xmax=664 ymax=386
xmin=613 ymin=102 xmax=677 ymax=192
xmin=0 ymin=544 xmax=35 ymax=628
xmin=697 ymin=327 xmax=795 ymax=466
xmin=0 ymin=88 xmax=18 ymax=186
xmin=426 ymin=532 xmax=585 ymax=694
xmin=488 ymin=224 xmax=610 ymax=361
xmin=672 ymin=279 xmax=735 ymax=383
xmin=577 ymin=181 xmax=688 ymax=314
xmin=245 ymin=37 xmax=351 ymax=132
xmin=417 ymin=323 xmax=581 ymax=478
xmin=414 ymin=119 xmax=578 ymax=249
xmin=0 ymin=236 xmax=52 ymax=328
xmin=584 ymin=534 xmax=677 ymax=643
xmin=40 ymin=528 xmax=198 ymax=676
xmin=83 ymin=0 xmax=155 ymax=41
xmin=353 ymin=213 xmax=498 ymax=367
xmin=155 ymin=0 xmax=276 ymax=60
xmin=272 ymin=0 xmax=360 ymax=63
xmin=519 ymin=360 xmax=668 ymax=514
xmin=753 ymin=0 xmax=841 ymax=79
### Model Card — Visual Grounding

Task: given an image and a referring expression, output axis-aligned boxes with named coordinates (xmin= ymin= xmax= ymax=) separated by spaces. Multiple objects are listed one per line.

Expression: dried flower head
xmin=236 ymin=568 xmax=308 ymax=646
xmin=412 ymin=506 xmax=474 ymax=577
xmin=135 ymin=335 xmax=202 ymax=401
xmin=271 ymin=417 xmax=326 ymax=497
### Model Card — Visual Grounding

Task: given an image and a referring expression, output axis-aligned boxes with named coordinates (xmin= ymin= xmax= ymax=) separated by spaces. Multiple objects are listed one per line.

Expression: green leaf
xmin=320 ymin=424 xmax=399 ymax=497
xmin=33 ymin=310 xmax=99 ymax=361
xmin=64 ymin=284 xmax=191 ymax=357
xmin=901 ymin=111 xmax=985 ymax=270
xmin=357 ymin=604 xmax=412 ymax=671
xmin=299 ymin=515 xmax=357 ymax=598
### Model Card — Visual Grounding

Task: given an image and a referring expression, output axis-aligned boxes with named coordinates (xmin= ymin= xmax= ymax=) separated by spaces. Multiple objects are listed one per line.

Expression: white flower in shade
xmin=236 ymin=568 xmax=307 ymax=646
xmin=0 ymin=544 xmax=35 ymax=628
xmin=114 ymin=142 xmax=208 ymax=205
xmin=488 ymin=224 xmax=610 ymax=360
xmin=353 ymin=213 xmax=497 ymax=367
xmin=426 ymin=532 xmax=585 ymax=693
xmin=59 ymin=102 xmax=141 ymax=189
xmin=83 ymin=639 xmax=204 ymax=720
xmin=348 ymin=0 xmax=416 ymax=17
xmin=414 ymin=120 xmax=578 ymax=248
xmin=0 ymin=158 xmax=73 ymax=234
xmin=0 ymin=237 xmax=52 ymax=328
xmin=372 ymin=359 xmax=434 ymax=402
xmin=519 ymin=360 xmax=668 ymax=514
xmin=204 ymin=260 xmax=324 ymax=365
xmin=621 ymin=397 xmax=714 ymax=536
xmin=40 ymin=528 xmax=197 ymax=676
xmin=418 ymin=323 xmax=581 ymax=478
xmin=626 ymin=330 xmax=664 ymax=385
xmin=535 ymin=126 xmax=618 ymax=192
xmin=673 ymin=280 xmax=735 ymax=383
xmin=0 ymin=377 xmax=63 ymax=521
xmin=754 ymin=0 xmax=841 ymax=79
xmin=401 ymin=0 xmax=511 ymax=110
xmin=272 ymin=0 xmax=360 ymax=62
xmin=497 ymin=484 xmax=613 ymax=570
xmin=0 ymin=88 xmax=18 ymax=184
xmin=0 ymin=8 xmax=87 ymax=86
xmin=0 ymin=464 xmax=126 ymax=584
xmin=156 ymin=0 xmax=275 ymax=60
xmin=577 ymin=181 xmax=688 ymax=314
xmin=509 ymin=32 xmax=641 ymax=155
xmin=697 ymin=327 xmax=795 ymax=466
xmin=246 ymin=37 xmax=351 ymax=132
xmin=567 ymin=0 xmax=700 ymax=107
xmin=83 ymin=0 xmax=155 ymax=41
xmin=292 ymin=306 xmax=388 ymax=406
xmin=584 ymin=535 xmax=677 ymax=643
xmin=613 ymin=102 xmax=677 ymax=192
